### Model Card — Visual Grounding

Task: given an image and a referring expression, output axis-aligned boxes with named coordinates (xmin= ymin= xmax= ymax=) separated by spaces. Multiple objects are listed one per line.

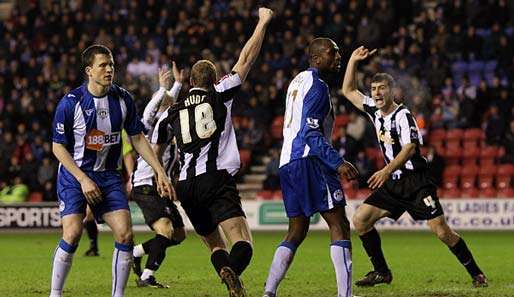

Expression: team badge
xmin=333 ymin=189 xmax=343 ymax=201
xmin=97 ymin=108 xmax=109 ymax=119
xmin=59 ymin=200 xmax=65 ymax=212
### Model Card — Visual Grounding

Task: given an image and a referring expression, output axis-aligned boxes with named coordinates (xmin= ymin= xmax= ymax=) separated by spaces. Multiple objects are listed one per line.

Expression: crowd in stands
xmin=0 ymin=0 xmax=513 ymax=202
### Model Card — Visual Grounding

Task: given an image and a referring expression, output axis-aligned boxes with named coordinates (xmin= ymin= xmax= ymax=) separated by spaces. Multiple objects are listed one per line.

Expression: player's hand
xmin=258 ymin=7 xmax=274 ymax=25
xmin=171 ymin=61 xmax=186 ymax=84
xmin=367 ymin=168 xmax=391 ymax=189
xmin=337 ymin=161 xmax=359 ymax=181
xmin=350 ymin=46 xmax=377 ymax=62
xmin=79 ymin=176 xmax=102 ymax=205
xmin=156 ymin=172 xmax=175 ymax=200
xmin=158 ymin=67 xmax=172 ymax=90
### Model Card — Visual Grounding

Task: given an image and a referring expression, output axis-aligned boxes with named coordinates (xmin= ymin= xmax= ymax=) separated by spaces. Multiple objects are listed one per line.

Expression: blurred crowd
xmin=0 ymin=0 xmax=513 ymax=201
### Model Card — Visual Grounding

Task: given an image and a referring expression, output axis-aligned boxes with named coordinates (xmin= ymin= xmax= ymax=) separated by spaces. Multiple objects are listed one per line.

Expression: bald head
xmin=308 ymin=37 xmax=341 ymax=72
xmin=309 ymin=38 xmax=335 ymax=62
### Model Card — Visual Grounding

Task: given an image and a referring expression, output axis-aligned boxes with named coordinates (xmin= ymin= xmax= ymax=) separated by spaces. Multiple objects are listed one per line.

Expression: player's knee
xmin=116 ymin=229 xmax=133 ymax=245
xmin=352 ymin=214 xmax=367 ymax=233
xmin=63 ymin=230 xmax=82 ymax=245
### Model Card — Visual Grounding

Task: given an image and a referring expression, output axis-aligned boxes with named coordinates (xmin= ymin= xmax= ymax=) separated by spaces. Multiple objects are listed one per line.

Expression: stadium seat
xmin=479 ymin=188 xmax=497 ymax=198
xmin=271 ymin=190 xmax=283 ymax=200
xmin=270 ymin=116 xmax=284 ymax=139
xmin=441 ymin=188 xmax=461 ymax=198
xmin=463 ymin=128 xmax=484 ymax=141
xmin=444 ymin=147 xmax=461 ymax=165
xmin=429 ymin=129 xmax=446 ymax=143
xmin=478 ymin=175 xmax=493 ymax=190
xmin=496 ymin=188 xmax=514 ymax=198
xmin=28 ymin=192 xmax=43 ymax=203
xmin=497 ymin=164 xmax=514 ymax=176
xmin=462 ymin=145 xmax=480 ymax=162
xmin=496 ymin=175 xmax=512 ymax=190
xmin=460 ymin=188 xmax=479 ymax=198
xmin=443 ymin=165 xmax=461 ymax=189
xmin=480 ymin=146 xmax=498 ymax=160
xmin=255 ymin=190 xmax=273 ymax=200
xmin=460 ymin=175 xmax=476 ymax=189
xmin=445 ymin=129 xmax=464 ymax=141
xmin=334 ymin=114 xmax=349 ymax=129
xmin=479 ymin=165 xmax=496 ymax=177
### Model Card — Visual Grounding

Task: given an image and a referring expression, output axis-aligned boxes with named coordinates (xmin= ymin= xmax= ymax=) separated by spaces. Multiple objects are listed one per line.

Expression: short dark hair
xmin=308 ymin=37 xmax=334 ymax=62
xmin=371 ymin=73 xmax=395 ymax=88
xmin=191 ymin=60 xmax=217 ymax=88
xmin=81 ymin=44 xmax=112 ymax=69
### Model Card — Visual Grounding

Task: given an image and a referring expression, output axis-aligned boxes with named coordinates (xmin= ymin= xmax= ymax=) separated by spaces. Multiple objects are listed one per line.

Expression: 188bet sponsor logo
xmin=85 ymin=129 xmax=120 ymax=151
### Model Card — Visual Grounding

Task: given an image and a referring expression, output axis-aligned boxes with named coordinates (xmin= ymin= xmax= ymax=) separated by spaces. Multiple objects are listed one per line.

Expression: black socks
xmin=359 ymin=228 xmax=390 ymax=273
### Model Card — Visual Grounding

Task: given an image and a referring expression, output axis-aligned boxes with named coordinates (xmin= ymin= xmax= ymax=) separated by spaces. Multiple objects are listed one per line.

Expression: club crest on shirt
xmin=410 ymin=126 xmax=419 ymax=139
xmin=59 ymin=200 xmax=65 ymax=212
xmin=378 ymin=130 xmax=395 ymax=145
xmin=97 ymin=108 xmax=109 ymax=119
xmin=306 ymin=117 xmax=319 ymax=129
xmin=333 ymin=189 xmax=343 ymax=201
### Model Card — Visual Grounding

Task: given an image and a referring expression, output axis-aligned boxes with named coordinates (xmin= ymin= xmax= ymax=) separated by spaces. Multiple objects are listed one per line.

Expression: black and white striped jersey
xmin=362 ymin=96 xmax=427 ymax=178
xmin=152 ymin=73 xmax=242 ymax=181
xmin=132 ymin=84 xmax=181 ymax=187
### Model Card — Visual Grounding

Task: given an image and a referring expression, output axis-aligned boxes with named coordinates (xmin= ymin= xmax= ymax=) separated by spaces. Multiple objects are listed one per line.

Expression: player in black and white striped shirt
xmin=342 ymin=46 xmax=487 ymax=288
xmin=153 ymin=8 xmax=274 ymax=297
xmin=131 ymin=62 xmax=186 ymax=288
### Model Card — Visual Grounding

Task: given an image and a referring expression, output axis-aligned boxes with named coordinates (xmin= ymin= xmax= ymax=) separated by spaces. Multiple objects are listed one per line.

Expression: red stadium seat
xmin=335 ymin=114 xmax=349 ymax=128
xmin=497 ymin=188 xmax=514 ymax=198
xmin=462 ymin=145 xmax=480 ymax=162
xmin=463 ymin=129 xmax=484 ymax=141
xmin=460 ymin=188 xmax=479 ymax=198
xmin=270 ymin=116 xmax=284 ymax=139
xmin=478 ymin=175 xmax=494 ymax=189
xmin=446 ymin=129 xmax=463 ymax=141
xmin=28 ymin=192 xmax=43 ymax=203
xmin=479 ymin=165 xmax=496 ymax=177
xmin=497 ymin=164 xmax=514 ymax=176
xmin=255 ymin=190 xmax=273 ymax=200
xmin=460 ymin=175 xmax=476 ymax=189
xmin=272 ymin=190 xmax=283 ymax=200
xmin=496 ymin=175 xmax=512 ymax=189
xmin=480 ymin=146 xmax=498 ymax=159
xmin=460 ymin=165 xmax=479 ymax=177
xmin=479 ymin=188 xmax=497 ymax=198
xmin=444 ymin=147 xmax=461 ymax=165
xmin=429 ymin=129 xmax=446 ymax=143
xmin=446 ymin=140 xmax=461 ymax=150
xmin=441 ymin=188 xmax=461 ymax=198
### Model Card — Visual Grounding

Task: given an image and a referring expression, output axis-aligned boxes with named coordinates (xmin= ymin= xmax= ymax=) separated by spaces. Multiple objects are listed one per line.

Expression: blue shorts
xmin=57 ymin=167 xmax=129 ymax=223
xmin=279 ymin=158 xmax=346 ymax=218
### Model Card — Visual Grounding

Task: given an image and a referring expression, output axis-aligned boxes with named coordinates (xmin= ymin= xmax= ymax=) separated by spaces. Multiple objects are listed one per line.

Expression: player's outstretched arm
xmin=52 ymin=142 xmax=102 ymax=204
xmin=142 ymin=67 xmax=172 ymax=127
xmin=130 ymin=132 xmax=174 ymax=199
xmin=341 ymin=46 xmax=376 ymax=111
xmin=232 ymin=7 xmax=273 ymax=82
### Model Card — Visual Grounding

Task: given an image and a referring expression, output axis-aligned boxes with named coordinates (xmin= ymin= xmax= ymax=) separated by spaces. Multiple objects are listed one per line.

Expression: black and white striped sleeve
xmin=397 ymin=109 xmax=422 ymax=146
xmin=362 ymin=95 xmax=378 ymax=119
xmin=214 ymin=72 xmax=242 ymax=102
xmin=151 ymin=108 xmax=173 ymax=144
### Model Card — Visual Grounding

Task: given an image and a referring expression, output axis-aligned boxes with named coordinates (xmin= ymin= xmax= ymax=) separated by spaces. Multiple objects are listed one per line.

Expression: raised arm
xmin=342 ymin=46 xmax=376 ymax=111
xmin=232 ymin=7 xmax=273 ymax=82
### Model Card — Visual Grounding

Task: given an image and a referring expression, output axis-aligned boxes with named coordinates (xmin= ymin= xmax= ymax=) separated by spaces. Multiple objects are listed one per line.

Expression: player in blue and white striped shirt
xmin=263 ymin=38 xmax=359 ymax=297
xmin=50 ymin=45 xmax=173 ymax=297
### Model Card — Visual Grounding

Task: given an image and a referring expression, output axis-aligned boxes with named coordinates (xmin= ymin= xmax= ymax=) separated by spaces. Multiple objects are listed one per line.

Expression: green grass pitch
xmin=0 ymin=231 xmax=512 ymax=297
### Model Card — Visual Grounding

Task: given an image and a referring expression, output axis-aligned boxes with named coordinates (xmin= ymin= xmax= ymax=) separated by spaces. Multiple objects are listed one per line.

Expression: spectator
xmin=0 ymin=177 xmax=29 ymax=203
xmin=485 ymin=105 xmax=505 ymax=145
xmin=501 ymin=120 xmax=514 ymax=164
xmin=262 ymin=148 xmax=280 ymax=191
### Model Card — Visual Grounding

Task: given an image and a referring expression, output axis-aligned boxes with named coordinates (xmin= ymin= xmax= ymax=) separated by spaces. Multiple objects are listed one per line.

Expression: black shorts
xmin=132 ymin=185 xmax=185 ymax=229
xmin=175 ymin=170 xmax=245 ymax=236
xmin=364 ymin=170 xmax=444 ymax=220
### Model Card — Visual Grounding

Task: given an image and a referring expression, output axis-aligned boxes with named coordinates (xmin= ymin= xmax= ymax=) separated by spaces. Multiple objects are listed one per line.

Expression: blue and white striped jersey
xmin=279 ymin=68 xmax=343 ymax=171
xmin=52 ymin=83 xmax=144 ymax=172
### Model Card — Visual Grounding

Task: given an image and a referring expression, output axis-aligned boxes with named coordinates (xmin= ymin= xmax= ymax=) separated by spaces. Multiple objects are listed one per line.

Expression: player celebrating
xmin=152 ymin=7 xmax=273 ymax=297
xmin=50 ymin=44 xmax=173 ymax=297
xmin=342 ymin=46 xmax=487 ymax=288
xmin=131 ymin=61 xmax=187 ymax=288
xmin=262 ymin=38 xmax=359 ymax=297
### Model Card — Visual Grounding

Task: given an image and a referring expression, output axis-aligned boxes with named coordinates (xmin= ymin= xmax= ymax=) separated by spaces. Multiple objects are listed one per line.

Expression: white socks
xmin=112 ymin=242 xmax=133 ymax=297
xmin=133 ymin=244 xmax=145 ymax=258
xmin=330 ymin=240 xmax=352 ymax=297
xmin=264 ymin=241 xmax=297 ymax=294
xmin=50 ymin=239 xmax=77 ymax=297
